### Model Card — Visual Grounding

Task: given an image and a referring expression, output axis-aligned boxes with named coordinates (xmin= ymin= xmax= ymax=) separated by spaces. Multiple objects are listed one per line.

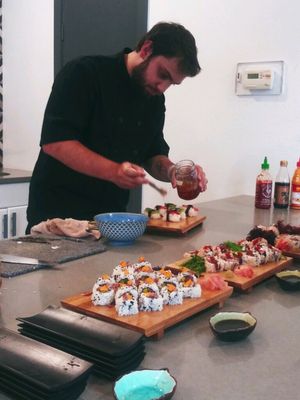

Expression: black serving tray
xmin=0 ymin=327 xmax=93 ymax=393
xmin=0 ymin=373 xmax=88 ymax=400
xmin=18 ymin=324 xmax=145 ymax=377
xmin=17 ymin=322 xmax=145 ymax=365
xmin=17 ymin=306 xmax=144 ymax=357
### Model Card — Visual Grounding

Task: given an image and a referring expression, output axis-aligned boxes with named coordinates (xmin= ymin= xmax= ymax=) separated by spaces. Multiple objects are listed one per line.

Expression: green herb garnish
xmin=181 ymin=255 xmax=206 ymax=276
xmin=223 ymin=241 xmax=243 ymax=252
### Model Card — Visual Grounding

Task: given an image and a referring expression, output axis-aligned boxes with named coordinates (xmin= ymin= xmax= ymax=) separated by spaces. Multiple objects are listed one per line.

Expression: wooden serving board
xmin=280 ymin=250 xmax=300 ymax=259
xmin=146 ymin=215 xmax=206 ymax=234
xmin=61 ymin=283 xmax=233 ymax=340
xmin=170 ymin=256 xmax=293 ymax=292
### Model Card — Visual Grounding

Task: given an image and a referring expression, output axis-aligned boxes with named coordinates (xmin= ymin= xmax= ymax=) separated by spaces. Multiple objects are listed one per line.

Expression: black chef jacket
xmin=27 ymin=49 xmax=169 ymax=228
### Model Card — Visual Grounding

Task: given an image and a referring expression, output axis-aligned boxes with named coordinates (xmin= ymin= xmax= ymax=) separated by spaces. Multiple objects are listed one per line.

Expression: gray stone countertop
xmin=0 ymin=168 xmax=32 ymax=184
xmin=0 ymin=195 xmax=299 ymax=400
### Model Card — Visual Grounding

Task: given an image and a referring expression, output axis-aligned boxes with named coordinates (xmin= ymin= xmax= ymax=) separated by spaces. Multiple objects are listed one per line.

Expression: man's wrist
xmin=167 ymin=165 xmax=175 ymax=181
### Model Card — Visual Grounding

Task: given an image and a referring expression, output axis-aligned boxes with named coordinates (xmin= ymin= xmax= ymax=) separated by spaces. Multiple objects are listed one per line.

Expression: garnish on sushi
xmin=180 ymin=255 xmax=206 ymax=276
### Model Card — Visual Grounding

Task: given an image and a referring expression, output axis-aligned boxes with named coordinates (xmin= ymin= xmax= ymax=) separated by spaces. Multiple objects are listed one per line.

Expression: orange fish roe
xmin=138 ymin=256 xmax=146 ymax=262
xmin=141 ymin=265 xmax=151 ymax=272
xmin=162 ymin=270 xmax=172 ymax=278
xmin=144 ymin=277 xmax=154 ymax=284
xmin=123 ymin=293 xmax=133 ymax=300
xmin=98 ymin=284 xmax=109 ymax=292
xmin=119 ymin=260 xmax=128 ymax=268
xmin=166 ymin=283 xmax=176 ymax=292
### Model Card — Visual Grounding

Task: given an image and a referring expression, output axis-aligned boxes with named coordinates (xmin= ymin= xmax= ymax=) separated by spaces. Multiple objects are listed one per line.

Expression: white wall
xmin=143 ymin=0 xmax=300 ymax=208
xmin=3 ymin=0 xmax=53 ymax=170
xmin=2 ymin=0 xmax=300 ymax=210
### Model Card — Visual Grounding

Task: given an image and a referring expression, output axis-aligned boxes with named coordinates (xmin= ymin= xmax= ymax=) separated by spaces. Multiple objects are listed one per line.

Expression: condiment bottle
xmin=290 ymin=158 xmax=300 ymax=210
xmin=274 ymin=160 xmax=290 ymax=209
xmin=255 ymin=156 xmax=272 ymax=209
xmin=175 ymin=160 xmax=200 ymax=200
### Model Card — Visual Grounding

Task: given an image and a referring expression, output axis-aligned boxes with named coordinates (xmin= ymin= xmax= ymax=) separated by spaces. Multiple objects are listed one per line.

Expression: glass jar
xmin=175 ymin=160 xmax=200 ymax=200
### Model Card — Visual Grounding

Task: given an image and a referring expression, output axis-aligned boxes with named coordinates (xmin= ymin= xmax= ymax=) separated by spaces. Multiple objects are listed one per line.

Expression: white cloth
xmin=31 ymin=218 xmax=100 ymax=239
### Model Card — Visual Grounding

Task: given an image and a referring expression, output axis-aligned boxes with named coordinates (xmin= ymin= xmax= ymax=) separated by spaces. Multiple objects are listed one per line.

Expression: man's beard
xmin=131 ymin=58 xmax=160 ymax=97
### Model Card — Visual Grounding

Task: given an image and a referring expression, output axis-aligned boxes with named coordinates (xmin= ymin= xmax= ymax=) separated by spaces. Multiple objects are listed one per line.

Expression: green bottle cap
xmin=261 ymin=156 xmax=269 ymax=170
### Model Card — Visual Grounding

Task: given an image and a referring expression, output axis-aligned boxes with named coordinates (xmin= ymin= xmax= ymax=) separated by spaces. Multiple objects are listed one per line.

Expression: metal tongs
xmin=148 ymin=181 xmax=167 ymax=197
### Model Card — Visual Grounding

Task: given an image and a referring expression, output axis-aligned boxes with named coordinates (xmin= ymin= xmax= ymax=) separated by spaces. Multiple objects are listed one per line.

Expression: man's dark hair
xmin=136 ymin=22 xmax=201 ymax=77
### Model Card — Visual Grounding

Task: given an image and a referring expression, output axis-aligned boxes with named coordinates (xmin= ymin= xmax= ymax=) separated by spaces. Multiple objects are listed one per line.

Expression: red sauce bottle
xmin=255 ymin=156 xmax=273 ymax=209
xmin=175 ymin=160 xmax=200 ymax=200
xmin=290 ymin=158 xmax=300 ymax=210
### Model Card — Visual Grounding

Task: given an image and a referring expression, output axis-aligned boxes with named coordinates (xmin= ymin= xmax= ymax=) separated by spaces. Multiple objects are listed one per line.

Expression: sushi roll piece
xmin=176 ymin=207 xmax=187 ymax=220
xmin=91 ymin=275 xmax=115 ymax=306
xmin=138 ymin=287 xmax=164 ymax=312
xmin=155 ymin=205 xmax=167 ymax=219
xmin=218 ymin=254 xmax=240 ymax=271
xmin=132 ymin=256 xmax=153 ymax=271
xmin=114 ymin=268 xmax=136 ymax=285
xmin=115 ymin=292 xmax=139 ymax=316
xmin=115 ymin=286 xmax=139 ymax=316
xmin=160 ymin=281 xmax=183 ymax=305
xmin=112 ymin=260 xmax=135 ymax=281
xmin=143 ymin=207 xmax=154 ymax=217
xmin=182 ymin=204 xmax=199 ymax=217
xmin=156 ymin=268 xmax=177 ymax=285
xmin=204 ymin=256 xmax=221 ymax=273
xmin=167 ymin=210 xmax=181 ymax=222
xmin=149 ymin=209 xmax=161 ymax=220
xmin=177 ymin=271 xmax=201 ymax=298
xmin=241 ymin=250 xmax=261 ymax=266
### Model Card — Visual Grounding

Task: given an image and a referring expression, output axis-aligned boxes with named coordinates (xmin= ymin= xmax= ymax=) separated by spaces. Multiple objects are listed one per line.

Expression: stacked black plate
xmin=0 ymin=327 xmax=93 ymax=400
xmin=17 ymin=306 xmax=145 ymax=380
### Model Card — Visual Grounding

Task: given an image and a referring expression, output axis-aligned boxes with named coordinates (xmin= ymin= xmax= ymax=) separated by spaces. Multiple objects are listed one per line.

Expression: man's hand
xmin=112 ymin=162 xmax=149 ymax=189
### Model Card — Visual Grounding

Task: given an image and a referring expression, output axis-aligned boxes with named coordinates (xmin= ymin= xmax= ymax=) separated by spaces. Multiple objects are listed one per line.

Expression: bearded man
xmin=26 ymin=22 xmax=207 ymax=232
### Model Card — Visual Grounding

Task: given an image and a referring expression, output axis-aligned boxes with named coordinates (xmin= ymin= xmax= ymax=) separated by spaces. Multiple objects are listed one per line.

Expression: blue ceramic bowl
xmin=94 ymin=212 xmax=148 ymax=246
xmin=113 ymin=369 xmax=177 ymax=400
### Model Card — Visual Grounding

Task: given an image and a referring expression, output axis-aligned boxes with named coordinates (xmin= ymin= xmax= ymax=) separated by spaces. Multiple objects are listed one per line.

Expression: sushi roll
xmin=204 ymin=256 xmax=220 ymax=273
xmin=149 ymin=209 xmax=161 ymax=220
xmin=133 ymin=256 xmax=153 ymax=271
xmin=155 ymin=205 xmax=167 ymax=219
xmin=167 ymin=210 xmax=181 ymax=222
xmin=115 ymin=286 xmax=139 ymax=316
xmin=114 ymin=268 xmax=136 ymax=285
xmin=241 ymin=250 xmax=261 ymax=266
xmin=143 ymin=207 xmax=154 ymax=217
xmin=176 ymin=207 xmax=187 ymax=220
xmin=156 ymin=268 xmax=177 ymax=285
xmin=91 ymin=274 xmax=115 ymax=306
xmin=160 ymin=280 xmax=183 ymax=305
xmin=177 ymin=271 xmax=201 ymax=298
xmin=138 ymin=281 xmax=163 ymax=312
xmin=182 ymin=204 xmax=199 ymax=217
xmin=112 ymin=260 xmax=134 ymax=281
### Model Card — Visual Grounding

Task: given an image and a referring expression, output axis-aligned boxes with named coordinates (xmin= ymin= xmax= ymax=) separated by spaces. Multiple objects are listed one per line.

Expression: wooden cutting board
xmin=146 ymin=215 xmax=206 ymax=234
xmin=61 ymin=283 xmax=233 ymax=340
xmin=170 ymin=256 xmax=293 ymax=292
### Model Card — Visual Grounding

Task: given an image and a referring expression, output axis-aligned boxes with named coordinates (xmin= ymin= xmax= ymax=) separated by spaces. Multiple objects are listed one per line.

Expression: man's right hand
xmin=112 ymin=162 xmax=149 ymax=189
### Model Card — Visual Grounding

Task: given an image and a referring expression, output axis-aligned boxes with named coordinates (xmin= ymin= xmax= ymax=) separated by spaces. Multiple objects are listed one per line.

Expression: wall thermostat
xmin=242 ymin=69 xmax=274 ymax=90
xmin=235 ymin=61 xmax=284 ymax=96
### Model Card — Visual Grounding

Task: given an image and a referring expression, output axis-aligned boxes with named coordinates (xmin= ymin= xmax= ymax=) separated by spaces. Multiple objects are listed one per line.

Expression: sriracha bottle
xmin=255 ymin=156 xmax=273 ymax=209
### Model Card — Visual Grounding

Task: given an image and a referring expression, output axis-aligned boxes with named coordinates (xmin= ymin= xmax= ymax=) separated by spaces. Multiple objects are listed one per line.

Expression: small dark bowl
xmin=209 ymin=311 xmax=257 ymax=342
xmin=275 ymin=270 xmax=300 ymax=291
